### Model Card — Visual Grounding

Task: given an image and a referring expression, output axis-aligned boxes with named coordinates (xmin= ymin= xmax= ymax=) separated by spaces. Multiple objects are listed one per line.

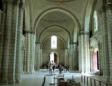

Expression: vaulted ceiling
xmin=25 ymin=0 xmax=96 ymax=49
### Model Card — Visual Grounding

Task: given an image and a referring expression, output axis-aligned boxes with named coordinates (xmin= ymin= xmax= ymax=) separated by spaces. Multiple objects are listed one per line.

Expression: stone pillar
xmin=69 ymin=44 xmax=73 ymax=70
xmin=78 ymin=36 xmax=82 ymax=72
xmin=69 ymin=42 xmax=78 ymax=70
xmin=8 ymin=1 xmax=20 ymax=84
xmin=90 ymin=47 xmax=94 ymax=72
xmin=15 ymin=1 xmax=24 ymax=83
xmin=30 ymin=33 xmax=35 ymax=73
xmin=0 ymin=0 xmax=20 ymax=84
xmin=105 ymin=0 xmax=112 ymax=81
xmin=73 ymin=43 xmax=78 ymax=70
xmin=84 ymin=33 xmax=90 ymax=73
xmin=79 ymin=33 xmax=85 ymax=73
xmin=98 ymin=42 xmax=103 ymax=75
xmin=64 ymin=48 xmax=68 ymax=66
xmin=102 ymin=0 xmax=112 ymax=81
xmin=35 ymin=42 xmax=40 ymax=70
xmin=0 ymin=2 xmax=13 ymax=83
xmin=23 ymin=31 xmax=35 ymax=73
xmin=40 ymin=49 xmax=43 ymax=68
xmin=24 ymin=32 xmax=31 ymax=73
xmin=79 ymin=31 xmax=90 ymax=73
xmin=0 ymin=10 xmax=3 ymax=81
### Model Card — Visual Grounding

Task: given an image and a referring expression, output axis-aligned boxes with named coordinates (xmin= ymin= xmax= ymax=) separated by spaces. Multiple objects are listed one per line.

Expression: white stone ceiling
xmin=25 ymin=0 xmax=95 ymax=48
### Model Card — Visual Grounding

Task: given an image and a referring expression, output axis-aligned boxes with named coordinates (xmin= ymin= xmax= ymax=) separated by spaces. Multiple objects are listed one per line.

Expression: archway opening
xmin=50 ymin=52 xmax=58 ymax=64
xmin=93 ymin=48 xmax=99 ymax=71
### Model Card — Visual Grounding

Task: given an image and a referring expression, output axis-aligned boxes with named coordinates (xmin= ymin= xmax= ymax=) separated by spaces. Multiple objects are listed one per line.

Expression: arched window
xmin=51 ymin=35 xmax=57 ymax=49
xmin=93 ymin=11 xmax=98 ymax=32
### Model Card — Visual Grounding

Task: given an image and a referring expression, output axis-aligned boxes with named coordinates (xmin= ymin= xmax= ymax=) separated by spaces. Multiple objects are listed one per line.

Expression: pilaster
xmin=35 ymin=42 xmax=41 ymax=71
xmin=79 ymin=31 xmax=90 ymax=73
xmin=1 ymin=1 xmax=13 ymax=84
xmin=23 ymin=31 xmax=35 ymax=73
xmin=15 ymin=0 xmax=24 ymax=83
xmin=102 ymin=0 xmax=112 ymax=81
xmin=106 ymin=0 xmax=112 ymax=81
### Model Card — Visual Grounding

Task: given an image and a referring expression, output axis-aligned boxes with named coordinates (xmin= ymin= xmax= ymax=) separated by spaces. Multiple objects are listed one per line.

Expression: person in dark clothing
xmin=52 ymin=65 xmax=55 ymax=72
xmin=59 ymin=65 xmax=62 ymax=74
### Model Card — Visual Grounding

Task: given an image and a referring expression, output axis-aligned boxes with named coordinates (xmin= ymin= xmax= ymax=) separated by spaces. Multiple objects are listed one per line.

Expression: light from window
xmin=51 ymin=35 xmax=57 ymax=49
xmin=50 ymin=52 xmax=54 ymax=62
xmin=94 ymin=11 xmax=98 ymax=32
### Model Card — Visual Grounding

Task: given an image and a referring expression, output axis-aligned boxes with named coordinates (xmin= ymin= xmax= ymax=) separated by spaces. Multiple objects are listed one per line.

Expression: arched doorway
xmin=50 ymin=52 xmax=59 ymax=64
xmin=54 ymin=53 xmax=57 ymax=64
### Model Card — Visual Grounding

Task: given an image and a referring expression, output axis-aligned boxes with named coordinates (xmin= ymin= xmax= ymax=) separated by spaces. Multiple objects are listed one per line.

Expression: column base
xmin=16 ymin=79 xmax=22 ymax=83
xmin=8 ymin=80 xmax=16 ymax=84
xmin=0 ymin=79 xmax=8 ymax=85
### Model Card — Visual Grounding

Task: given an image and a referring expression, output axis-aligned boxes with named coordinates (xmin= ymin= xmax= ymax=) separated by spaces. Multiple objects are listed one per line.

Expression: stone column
xmin=8 ymin=1 xmax=20 ymax=84
xmin=105 ymin=0 xmax=112 ymax=81
xmin=73 ymin=43 xmax=78 ymax=70
xmin=69 ymin=42 xmax=78 ymax=70
xmin=102 ymin=0 xmax=112 ymax=81
xmin=79 ymin=31 xmax=90 ymax=73
xmin=64 ymin=48 xmax=68 ymax=66
xmin=98 ymin=42 xmax=103 ymax=75
xmin=84 ymin=33 xmax=90 ymax=73
xmin=15 ymin=1 xmax=24 ymax=83
xmin=79 ymin=33 xmax=85 ymax=73
xmin=35 ymin=42 xmax=40 ymax=71
xmin=30 ymin=33 xmax=35 ymax=73
xmin=78 ymin=36 xmax=82 ymax=72
xmin=23 ymin=31 xmax=35 ymax=73
xmin=0 ymin=10 xmax=4 ymax=81
xmin=90 ymin=47 xmax=94 ymax=72
xmin=0 ymin=0 xmax=20 ymax=84
xmin=68 ymin=44 xmax=73 ymax=70
xmin=24 ymin=32 xmax=31 ymax=73
xmin=40 ymin=49 xmax=43 ymax=68
xmin=0 ymin=2 xmax=13 ymax=83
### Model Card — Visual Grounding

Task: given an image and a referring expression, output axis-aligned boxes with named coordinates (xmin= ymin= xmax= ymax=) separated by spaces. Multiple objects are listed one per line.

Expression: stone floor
xmin=19 ymin=69 xmax=81 ymax=86
xmin=0 ymin=69 xmax=83 ymax=86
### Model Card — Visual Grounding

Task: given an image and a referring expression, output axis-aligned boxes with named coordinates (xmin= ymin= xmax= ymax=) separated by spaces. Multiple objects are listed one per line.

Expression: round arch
xmin=41 ymin=34 xmax=66 ymax=49
xmin=38 ymin=25 xmax=71 ymax=42
xmin=83 ymin=0 xmax=95 ymax=32
xmin=33 ymin=7 xmax=81 ymax=34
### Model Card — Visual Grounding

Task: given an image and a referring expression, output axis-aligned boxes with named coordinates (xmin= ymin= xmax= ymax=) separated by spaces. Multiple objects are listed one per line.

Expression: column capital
xmin=106 ymin=1 xmax=112 ymax=10
xmin=70 ymin=41 xmax=77 ymax=45
xmin=23 ymin=30 xmax=35 ymax=34
xmin=103 ymin=0 xmax=112 ymax=10
xmin=19 ymin=0 xmax=25 ymax=9
xmin=35 ymin=42 xmax=40 ymax=44
xmin=79 ymin=30 xmax=89 ymax=35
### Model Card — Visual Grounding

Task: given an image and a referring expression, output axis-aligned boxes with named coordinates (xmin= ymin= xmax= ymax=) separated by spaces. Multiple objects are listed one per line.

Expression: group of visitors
xmin=48 ymin=61 xmax=70 ymax=74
